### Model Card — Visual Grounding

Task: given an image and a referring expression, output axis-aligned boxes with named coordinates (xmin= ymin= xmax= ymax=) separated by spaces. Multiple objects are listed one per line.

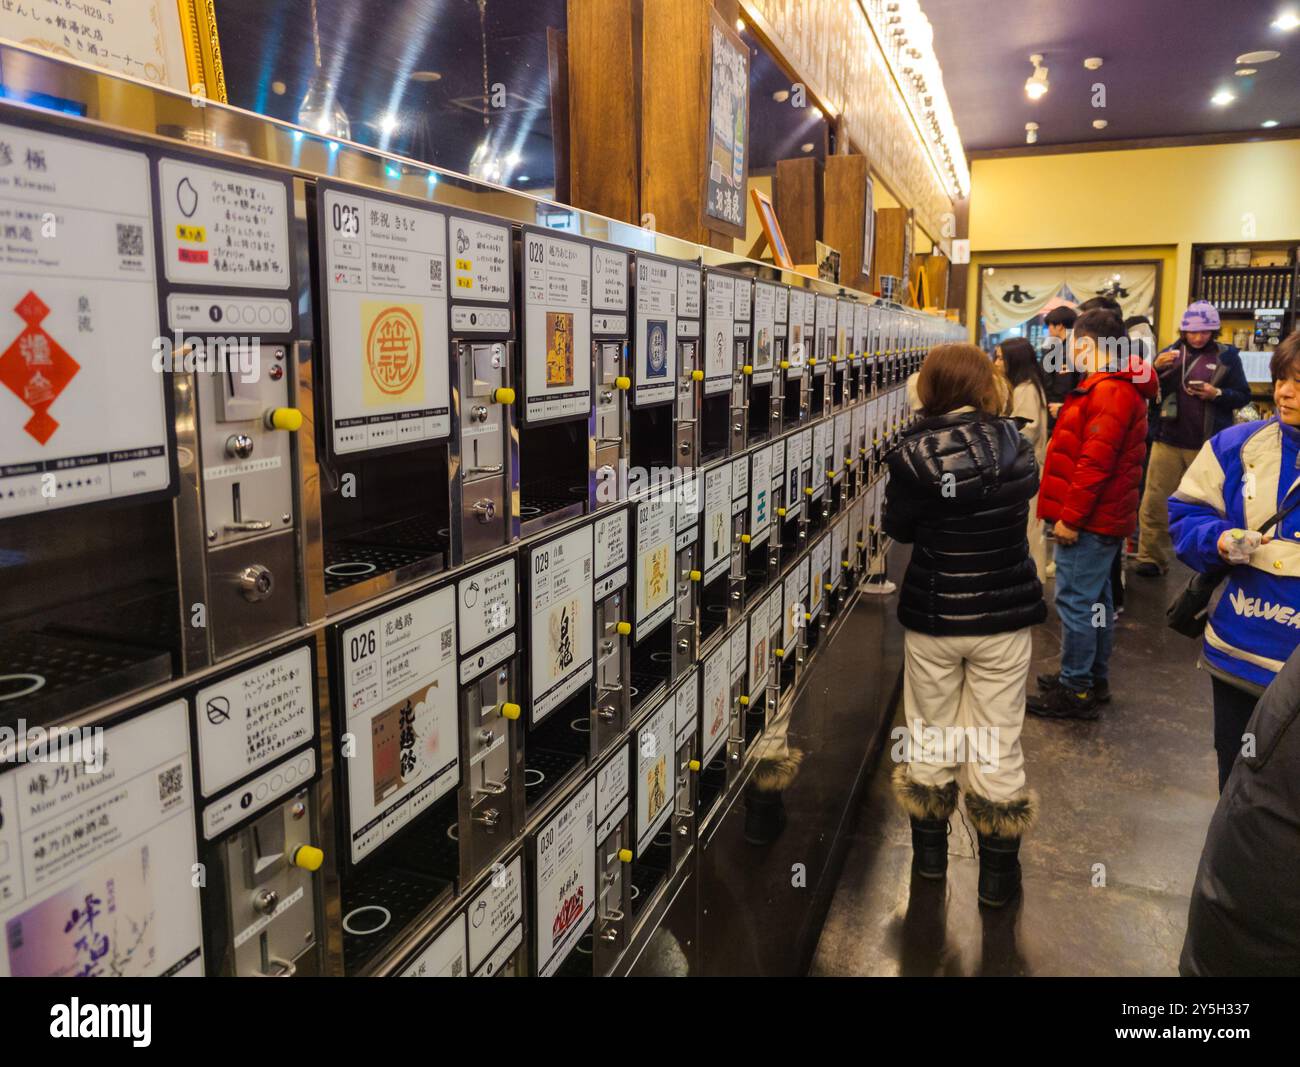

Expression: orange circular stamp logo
xmin=366 ymin=306 xmax=421 ymax=395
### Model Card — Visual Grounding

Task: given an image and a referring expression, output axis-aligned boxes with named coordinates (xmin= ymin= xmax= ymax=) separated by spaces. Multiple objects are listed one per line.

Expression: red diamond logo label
xmin=0 ymin=291 xmax=79 ymax=445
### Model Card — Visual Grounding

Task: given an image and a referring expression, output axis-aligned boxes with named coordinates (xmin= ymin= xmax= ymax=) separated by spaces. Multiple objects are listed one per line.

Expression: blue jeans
xmin=1054 ymin=531 xmax=1121 ymax=692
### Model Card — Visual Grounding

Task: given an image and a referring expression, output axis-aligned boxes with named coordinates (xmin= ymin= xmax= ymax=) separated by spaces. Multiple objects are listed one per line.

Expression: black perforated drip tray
xmin=629 ymin=834 xmax=673 ymax=919
xmin=520 ymin=476 xmax=588 ymax=531
xmin=552 ymin=931 xmax=596 ymax=977
xmin=698 ymin=756 xmax=728 ymax=820
xmin=341 ymin=863 xmax=454 ymax=974
xmin=629 ymin=642 xmax=672 ymax=713
xmin=323 ymin=516 xmax=447 ymax=594
xmin=524 ymin=745 xmax=584 ymax=810
xmin=0 ymin=628 xmax=171 ymax=730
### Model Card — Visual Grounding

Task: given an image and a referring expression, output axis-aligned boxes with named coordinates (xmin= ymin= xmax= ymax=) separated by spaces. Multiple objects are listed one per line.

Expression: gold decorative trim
xmin=177 ymin=0 xmax=227 ymax=103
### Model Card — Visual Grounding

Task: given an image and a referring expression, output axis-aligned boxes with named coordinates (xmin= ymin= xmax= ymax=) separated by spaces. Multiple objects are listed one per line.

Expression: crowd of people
xmin=881 ymin=297 xmax=1300 ymax=975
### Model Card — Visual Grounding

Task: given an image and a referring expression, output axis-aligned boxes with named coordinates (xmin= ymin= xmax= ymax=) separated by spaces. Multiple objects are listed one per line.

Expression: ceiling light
xmin=271 ymin=80 xmax=286 ymax=96
xmin=1262 ymin=119 xmax=1281 ymax=127
xmin=378 ymin=112 xmax=400 ymax=135
xmin=426 ymin=171 xmax=439 ymax=184
xmin=736 ymin=18 xmax=745 ymax=32
xmin=800 ymin=142 xmax=814 ymax=153
xmin=1092 ymin=119 xmax=1108 ymax=129
xmin=411 ymin=70 xmax=442 ymax=82
xmin=1024 ymin=54 xmax=1049 ymax=100
xmin=1236 ymin=50 xmax=1281 ymax=62
xmin=506 ymin=151 xmax=522 ymax=166
xmin=1083 ymin=57 xmax=1103 ymax=70
xmin=772 ymin=89 xmax=790 ymax=103
xmin=1210 ymin=89 xmax=1235 ymax=106
xmin=1271 ymin=12 xmax=1300 ymax=30
xmin=1235 ymin=67 xmax=1257 ymax=75
xmin=1025 ymin=121 xmax=1039 ymax=144
xmin=517 ymin=175 xmax=530 ymax=183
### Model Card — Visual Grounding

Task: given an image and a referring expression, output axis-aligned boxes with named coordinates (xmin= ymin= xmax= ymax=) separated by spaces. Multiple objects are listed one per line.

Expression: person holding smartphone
xmin=1136 ymin=302 xmax=1250 ymax=577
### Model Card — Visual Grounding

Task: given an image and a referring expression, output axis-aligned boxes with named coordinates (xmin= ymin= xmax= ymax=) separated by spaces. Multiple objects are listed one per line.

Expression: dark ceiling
xmin=215 ymin=0 xmax=826 ymax=189
xmin=924 ymin=0 xmax=1300 ymax=151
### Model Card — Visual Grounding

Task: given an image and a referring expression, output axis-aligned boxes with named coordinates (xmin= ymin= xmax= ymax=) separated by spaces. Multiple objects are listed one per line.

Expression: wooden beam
xmin=775 ymin=156 xmax=821 ymax=265
xmin=823 ymin=153 xmax=869 ymax=292
xmin=567 ymin=0 xmax=638 ymax=223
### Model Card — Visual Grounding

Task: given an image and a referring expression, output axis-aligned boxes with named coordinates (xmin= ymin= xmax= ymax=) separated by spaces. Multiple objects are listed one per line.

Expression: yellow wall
xmin=967 ymin=137 xmax=1300 ymax=341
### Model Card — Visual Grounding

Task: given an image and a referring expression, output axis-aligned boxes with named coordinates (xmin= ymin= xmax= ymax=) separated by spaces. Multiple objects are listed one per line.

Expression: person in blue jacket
xmin=1137 ymin=302 xmax=1250 ymax=577
xmin=1169 ymin=331 xmax=1300 ymax=789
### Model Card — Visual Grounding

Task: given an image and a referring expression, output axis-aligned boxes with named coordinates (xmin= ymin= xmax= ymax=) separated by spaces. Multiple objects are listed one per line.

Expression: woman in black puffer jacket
xmin=884 ymin=343 xmax=1046 ymax=908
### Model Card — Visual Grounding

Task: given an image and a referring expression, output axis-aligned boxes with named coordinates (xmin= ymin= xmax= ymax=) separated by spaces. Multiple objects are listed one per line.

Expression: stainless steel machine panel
xmin=594 ymin=741 xmax=632 ymax=968
xmin=593 ymin=507 xmax=632 ymax=752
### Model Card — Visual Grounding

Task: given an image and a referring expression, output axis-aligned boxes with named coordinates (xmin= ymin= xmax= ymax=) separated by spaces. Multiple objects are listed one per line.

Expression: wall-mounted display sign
xmin=0 ymin=121 xmax=173 ymax=520
xmin=703 ymin=8 xmax=750 ymax=237
xmin=522 ymin=227 xmax=592 ymax=424
xmin=318 ymin=183 xmax=451 ymax=456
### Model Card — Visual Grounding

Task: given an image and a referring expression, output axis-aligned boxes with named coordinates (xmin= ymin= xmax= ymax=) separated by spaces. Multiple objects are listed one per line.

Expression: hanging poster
xmin=319 ymin=185 xmax=450 ymax=455
xmin=702 ymin=9 xmax=749 ymax=237
xmin=0 ymin=122 xmax=172 ymax=520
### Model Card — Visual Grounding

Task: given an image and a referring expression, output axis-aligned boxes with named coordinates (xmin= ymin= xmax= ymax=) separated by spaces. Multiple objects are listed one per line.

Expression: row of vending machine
xmin=0 ymin=103 xmax=963 ymax=976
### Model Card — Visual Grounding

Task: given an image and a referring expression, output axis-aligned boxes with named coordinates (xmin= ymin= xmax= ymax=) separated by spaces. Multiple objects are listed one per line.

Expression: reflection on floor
xmin=812 ymin=560 xmax=1220 ymax=977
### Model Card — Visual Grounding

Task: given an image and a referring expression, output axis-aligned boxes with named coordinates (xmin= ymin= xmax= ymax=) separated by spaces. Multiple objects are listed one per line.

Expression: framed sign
xmin=752 ymin=188 xmax=793 ymax=270
xmin=702 ymin=8 xmax=749 ymax=238
xmin=862 ymin=175 xmax=875 ymax=278
xmin=0 ymin=0 xmax=226 ymax=100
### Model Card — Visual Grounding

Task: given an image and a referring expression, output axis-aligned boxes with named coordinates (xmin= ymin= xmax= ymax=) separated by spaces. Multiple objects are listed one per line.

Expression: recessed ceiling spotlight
xmin=517 ymin=175 xmax=530 ymax=183
xmin=1235 ymin=67 xmax=1257 ymax=76
xmin=378 ymin=112 xmax=400 ymax=135
xmin=1262 ymin=119 xmax=1281 ymax=127
xmin=773 ymin=89 xmax=790 ymax=103
xmin=411 ymin=70 xmax=442 ymax=82
xmin=1083 ymin=57 xmax=1103 ymax=70
xmin=1093 ymin=119 xmax=1108 ymax=129
xmin=1025 ymin=121 xmax=1039 ymax=144
xmin=1025 ymin=54 xmax=1049 ymax=100
xmin=271 ymin=80 xmax=286 ymax=96
xmin=735 ymin=18 xmax=745 ymax=32
xmin=800 ymin=142 xmax=815 ymax=153
xmin=1271 ymin=12 xmax=1300 ymax=31
xmin=1236 ymin=50 xmax=1281 ymax=63
xmin=1210 ymin=89 xmax=1236 ymax=106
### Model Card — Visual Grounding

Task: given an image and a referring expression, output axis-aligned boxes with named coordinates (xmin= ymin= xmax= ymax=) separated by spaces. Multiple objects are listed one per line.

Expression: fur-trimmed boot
xmin=965 ymin=791 xmax=1038 ymax=907
xmin=891 ymin=767 xmax=959 ymax=879
xmin=744 ymin=750 xmax=804 ymax=845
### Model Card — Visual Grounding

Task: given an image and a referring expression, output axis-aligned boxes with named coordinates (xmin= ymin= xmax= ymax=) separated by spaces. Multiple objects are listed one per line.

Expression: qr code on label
xmin=430 ymin=260 xmax=443 ymax=284
xmin=116 ymin=222 xmax=144 ymax=257
xmin=158 ymin=764 xmax=185 ymax=803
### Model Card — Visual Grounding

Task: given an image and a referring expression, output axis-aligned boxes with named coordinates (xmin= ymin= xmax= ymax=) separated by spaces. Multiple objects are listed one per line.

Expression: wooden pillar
xmin=823 ymin=153 xmax=870 ymax=291
xmin=566 ymin=0 xmax=639 ymax=224
xmin=871 ymin=206 xmax=909 ymax=296
xmin=948 ymin=196 xmax=971 ymax=323
xmin=775 ymin=157 xmax=821 ymax=265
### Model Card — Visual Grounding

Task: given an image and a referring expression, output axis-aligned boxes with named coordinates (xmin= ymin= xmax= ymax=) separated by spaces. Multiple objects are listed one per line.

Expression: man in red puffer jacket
xmin=1028 ymin=308 xmax=1158 ymax=718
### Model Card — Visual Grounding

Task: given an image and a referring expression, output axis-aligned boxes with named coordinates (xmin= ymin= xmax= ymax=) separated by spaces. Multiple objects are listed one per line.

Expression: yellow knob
xmin=809 ymin=357 xmax=817 ymax=366
xmin=290 ymin=845 xmax=324 ymax=872
xmin=691 ymin=369 xmax=704 ymax=382
xmin=689 ymin=569 xmax=702 ymax=582
xmin=267 ymin=407 xmax=303 ymax=432
xmin=824 ymin=582 xmax=833 ymax=591
xmin=780 ymin=360 xmax=790 ymax=370
xmin=804 ymin=612 xmax=811 ymax=622
xmin=740 ymin=533 xmax=751 ymax=544
xmin=500 ymin=701 xmax=521 ymax=720
xmin=859 ymin=447 xmax=867 ymax=456
xmin=615 ymin=376 xmax=631 ymax=390
xmin=618 ymin=848 xmax=633 ymax=863
xmin=688 ymin=759 xmax=701 ymax=772
xmin=777 ymin=507 xmax=787 ymax=517
xmin=492 ymin=386 xmax=515 ymax=405
xmin=743 ymin=364 xmax=753 ymax=375
xmin=805 ymin=487 xmax=813 ymax=497
xmin=843 ymin=560 xmax=851 ymax=569
xmin=616 ymin=621 xmax=632 ymax=636
xmin=739 ymin=695 xmax=750 ymax=707
xmin=831 ymin=354 xmax=839 ymax=363
xmin=774 ymin=647 xmax=785 ymax=658
xmin=856 ymin=540 xmax=865 ymax=549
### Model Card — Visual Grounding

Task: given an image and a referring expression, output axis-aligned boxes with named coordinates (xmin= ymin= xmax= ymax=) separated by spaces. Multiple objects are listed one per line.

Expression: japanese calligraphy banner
xmin=981 ymin=264 xmax=1158 ymax=334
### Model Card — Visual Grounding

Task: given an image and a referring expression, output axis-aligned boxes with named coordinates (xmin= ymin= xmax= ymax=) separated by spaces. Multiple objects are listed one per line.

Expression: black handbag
xmin=1167 ymin=487 xmax=1300 ymax=638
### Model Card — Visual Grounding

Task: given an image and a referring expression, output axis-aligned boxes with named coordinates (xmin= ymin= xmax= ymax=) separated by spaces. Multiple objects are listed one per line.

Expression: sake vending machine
xmin=160 ymin=149 xmax=305 ymax=665
xmin=0 ymin=699 xmax=204 ymax=977
xmin=327 ymin=578 xmax=464 ymax=974
xmin=700 ymin=267 xmax=744 ymax=460
xmin=592 ymin=739 xmax=632 ymax=970
xmin=780 ymin=426 xmax=810 ymax=567
xmin=591 ymin=505 xmax=633 ymax=755
xmin=674 ymin=476 xmax=702 ymax=676
xmin=629 ymin=489 xmax=679 ymax=715
xmin=697 ymin=632 xmax=733 ymax=820
xmin=192 ymin=641 xmax=325 ymax=976
xmin=515 ymin=225 xmax=596 ymax=532
xmin=524 ymin=518 xmax=596 ymax=815
xmin=749 ymin=279 xmax=783 ymax=442
xmin=590 ymin=242 xmax=633 ymax=507
xmin=852 ymin=299 xmax=870 ymax=402
xmin=629 ymin=252 xmax=683 ymax=478
xmin=811 ymin=292 xmax=835 ymax=418
xmin=741 ymin=440 xmax=778 ymax=603
xmin=698 ymin=459 xmax=739 ymax=648
xmin=311 ymin=182 xmax=513 ymax=609
xmin=833 ymin=296 xmax=853 ymax=409
xmin=783 ymin=287 xmax=809 ymax=426
xmin=0 ymin=116 xmax=183 ymax=725
xmin=530 ymin=775 xmax=596 ymax=976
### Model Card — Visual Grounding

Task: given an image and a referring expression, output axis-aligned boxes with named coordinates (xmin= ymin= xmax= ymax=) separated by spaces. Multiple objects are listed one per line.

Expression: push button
xmin=266 ymin=407 xmax=303 ymax=432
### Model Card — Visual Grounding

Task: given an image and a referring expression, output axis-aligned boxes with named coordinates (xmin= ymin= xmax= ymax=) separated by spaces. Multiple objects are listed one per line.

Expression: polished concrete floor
xmin=812 ymin=556 xmax=1222 ymax=976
